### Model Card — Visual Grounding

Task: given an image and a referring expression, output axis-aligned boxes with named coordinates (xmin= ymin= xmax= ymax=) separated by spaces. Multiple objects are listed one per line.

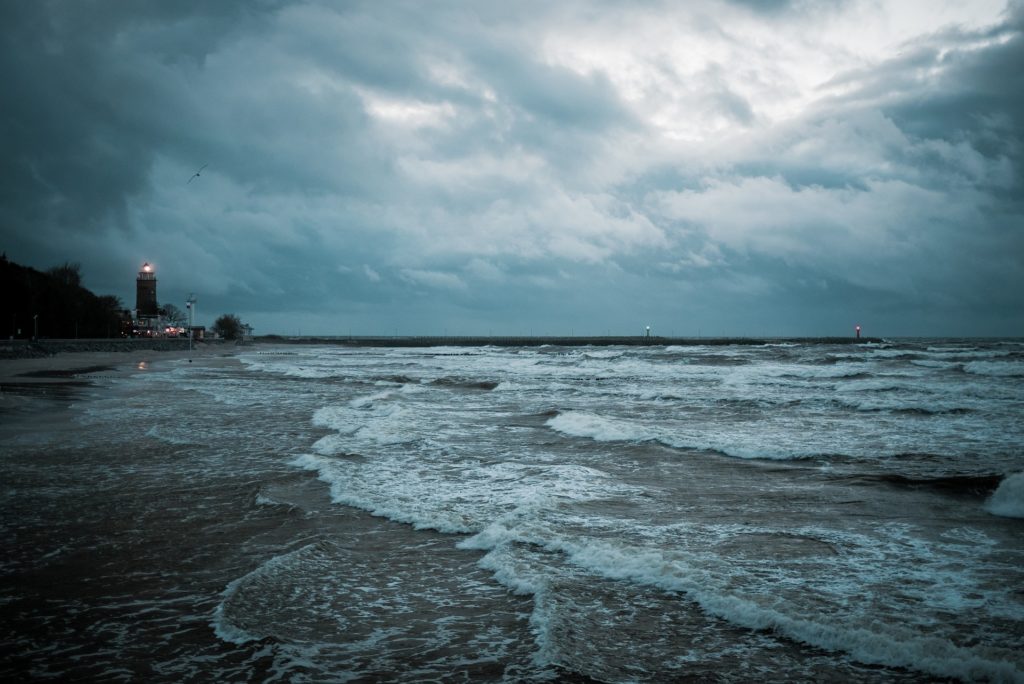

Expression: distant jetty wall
xmin=1 ymin=335 xmax=884 ymax=359
xmin=260 ymin=335 xmax=884 ymax=348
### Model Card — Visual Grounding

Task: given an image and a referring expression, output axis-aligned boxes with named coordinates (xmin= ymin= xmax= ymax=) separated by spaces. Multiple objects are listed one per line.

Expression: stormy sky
xmin=2 ymin=0 xmax=1022 ymax=337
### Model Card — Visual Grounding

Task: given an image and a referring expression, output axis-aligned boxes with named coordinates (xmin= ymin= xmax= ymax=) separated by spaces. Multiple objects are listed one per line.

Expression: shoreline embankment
xmin=0 ymin=338 xmax=233 ymax=360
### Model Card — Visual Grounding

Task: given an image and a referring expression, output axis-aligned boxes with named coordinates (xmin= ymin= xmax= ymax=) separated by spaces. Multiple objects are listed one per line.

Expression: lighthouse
xmin=136 ymin=262 xmax=158 ymax=318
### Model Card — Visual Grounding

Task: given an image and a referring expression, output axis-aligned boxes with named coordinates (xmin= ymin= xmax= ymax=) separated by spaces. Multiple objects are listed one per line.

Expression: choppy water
xmin=2 ymin=339 xmax=1023 ymax=682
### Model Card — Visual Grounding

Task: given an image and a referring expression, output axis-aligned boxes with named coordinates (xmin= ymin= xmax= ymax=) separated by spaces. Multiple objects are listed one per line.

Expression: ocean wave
xmin=212 ymin=542 xmax=327 ymax=645
xmin=372 ymin=374 xmax=418 ymax=385
xmin=836 ymin=473 xmax=1003 ymax=497
xmin=868 ymin=349 xmax=923 ymax=360
xmin=835 ymin=375 xmax=923 ymax=393
xmin=240 ymin=356 xmax=340 ymax=379
xmin=890 ymin=406 xmax=972 ymax=416
xmin=774 ymin=369 xmax=875 ymax=382
xmin=910 ymin=359 xmax=961 ymax=370
xmin=144 ymin=425 xmax=194 ymax=445
xmin=428 ymin=376 xmax=500 ymax=391
xmin=580 ymin=350 xmax=625 ymax=360
xmin=312 ymin=391 xmax=423 ymax=450
xmin=347 ymin=389 xmax=396 ymax=409
xmin=290 ymin=451 xmax=636 ymax=537
xmin=253 ymin=489 xmax=303 ymax=512
xmin=637 ymin=391 xmax=688 ymax=402
xmin=964 ymin=360 xmax=1024 ymax=378
xmin=546 ymin=411 xmax=650 ymax=443
xmin=690 ymin=354 xmax=751 ymax=366
xmin=831 ymin=371 xmax=875 ymax=380
xmin=564 ymin=542 xmax=1022 ymax=682
xmin=465 ymin=529 xmax=1023 ymax=683
xmin=985 ymin=473 xmax=1024 ymax=519
xmin=546 ymin=411 xmax=835 ymax=461
xmin=833 ymin=397 xmax=973 ymax=416
xmin=771 ymin=365 xmax=875 ymax=381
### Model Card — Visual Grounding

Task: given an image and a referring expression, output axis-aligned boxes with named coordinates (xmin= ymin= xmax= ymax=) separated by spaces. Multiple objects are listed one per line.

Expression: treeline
xmin=1 ymin=254 xmax=125 ymax=339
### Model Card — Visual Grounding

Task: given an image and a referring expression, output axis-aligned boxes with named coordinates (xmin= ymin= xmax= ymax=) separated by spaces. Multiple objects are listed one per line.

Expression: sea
xmin=2 ymin=339 xmax=1023 ymax=682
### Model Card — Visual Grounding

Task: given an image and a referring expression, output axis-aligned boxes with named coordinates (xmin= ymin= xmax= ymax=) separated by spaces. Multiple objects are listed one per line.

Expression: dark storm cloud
xmin=643 ymin=3 xmax=1023 ymax=334
xmin=1 ymin=0 xmax=1021 ymax=335
xmin=821 ymin=12 xmax=1024 ymax=172
xmin=726 ymin=0 xmax=840 ymax=11
xmin=0 ymin=1 xmax=267 ymax=230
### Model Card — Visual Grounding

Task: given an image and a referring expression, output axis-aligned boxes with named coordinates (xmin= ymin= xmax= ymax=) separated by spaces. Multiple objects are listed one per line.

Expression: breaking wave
xmin=985 ymin=473 xmax=1024 ymax=519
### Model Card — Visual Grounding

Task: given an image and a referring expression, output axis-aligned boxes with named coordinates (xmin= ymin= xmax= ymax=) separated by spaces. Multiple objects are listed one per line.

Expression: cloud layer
xmin=2 ymin=0 xmax=1021 ymax=336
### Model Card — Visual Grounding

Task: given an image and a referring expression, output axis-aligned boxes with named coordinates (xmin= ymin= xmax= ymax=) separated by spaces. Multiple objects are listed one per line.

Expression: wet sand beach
xmin=0 ymin=343 xmax=236 ymax=385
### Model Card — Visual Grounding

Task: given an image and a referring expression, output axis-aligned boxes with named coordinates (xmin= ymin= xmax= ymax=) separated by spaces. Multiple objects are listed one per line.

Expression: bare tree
xmin=212 ymin=313 xmax=244 ymax=340
xmin=161 ymin=303 xmax=186 ymax=325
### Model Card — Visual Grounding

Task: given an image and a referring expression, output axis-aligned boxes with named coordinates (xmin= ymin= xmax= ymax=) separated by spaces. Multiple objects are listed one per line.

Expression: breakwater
xmin=260 ymin=335 xmax=883 ymax=348
xmin=0 ymin=336 xmax=884 ymax=359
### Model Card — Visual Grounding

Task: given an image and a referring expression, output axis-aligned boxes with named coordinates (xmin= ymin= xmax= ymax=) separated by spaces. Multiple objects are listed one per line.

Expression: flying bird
xmin=187 ymin=163 xmax=208 ymax=184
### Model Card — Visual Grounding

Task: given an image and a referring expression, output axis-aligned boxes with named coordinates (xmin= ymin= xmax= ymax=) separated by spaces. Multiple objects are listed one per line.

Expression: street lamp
xmin=185 ymin=293 xmax=197 ymax=353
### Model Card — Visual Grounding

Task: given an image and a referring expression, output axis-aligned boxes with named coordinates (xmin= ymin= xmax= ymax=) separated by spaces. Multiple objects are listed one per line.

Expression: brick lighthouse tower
xmin=136 ymin=262 xmax=158 ymax=318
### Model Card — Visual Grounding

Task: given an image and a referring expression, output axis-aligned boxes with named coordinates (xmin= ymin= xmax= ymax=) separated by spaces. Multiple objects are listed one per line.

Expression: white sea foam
xmin=868 ymin=348 xmax=917 ymax=358
xmin=964 ymin=360 xmax=1024 ymax=377
xmin=546 ymin=411 xmax=649 ymax=443
xmin=254 ymin=492 xmax=277 ymax=506
xmin=580 ymin=350 xmax=625 ymax=360
xmin=211 ymin=543 xmax=322 ymax=644
xmin=910 ymin=359 xmax=960 ymax=370
xmin=144 ymin=425 xmax=193 ymax=445
xmin=765 ymin=364 xmax=871 ymax=380
xmin=466 ymin=525 xmax=1024 ymax=682
xmin=546 ymin=410 xmax=836 ymax=460
xmin=240 ymin=354 xmax=336 ymax=379
xmin=312 ymin=395 xmax=421 ymax=448
xmin=834 ymin=394 xmax=974 ymax=415
xmin=348 ymin=389 xmax=396 ymax=408
xmin=564 ymin=541 xmax=1021 ymax=681
xmin=293 ymin=416 xmax=642 ymax=537
xmin=985 ymin=473 xmax=1024 ymax=519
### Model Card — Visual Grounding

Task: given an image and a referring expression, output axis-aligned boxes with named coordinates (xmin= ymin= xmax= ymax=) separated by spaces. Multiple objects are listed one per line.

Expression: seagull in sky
xmin=187 ymin=163 xmax=208 ymax=184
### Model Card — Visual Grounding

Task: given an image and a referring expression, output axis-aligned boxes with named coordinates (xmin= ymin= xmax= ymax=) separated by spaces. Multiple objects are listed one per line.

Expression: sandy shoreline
xmin=0 ymin=343 xmax=244 ymax=385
